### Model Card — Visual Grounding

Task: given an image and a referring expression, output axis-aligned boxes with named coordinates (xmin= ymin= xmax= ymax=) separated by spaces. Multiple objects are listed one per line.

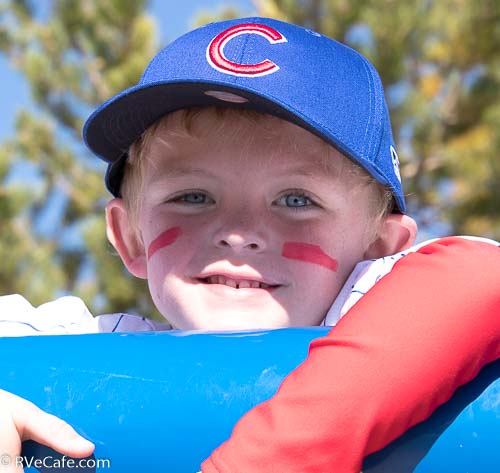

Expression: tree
xmin=0 ymin=0 xmax=162 ymax=317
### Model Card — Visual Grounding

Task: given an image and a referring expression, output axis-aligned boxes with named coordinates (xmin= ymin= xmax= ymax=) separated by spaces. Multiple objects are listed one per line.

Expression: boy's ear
xmin=105 ymin=198 xmax=147 ymax=279
xmin=364 ymin=214 xmax=418 ymax=259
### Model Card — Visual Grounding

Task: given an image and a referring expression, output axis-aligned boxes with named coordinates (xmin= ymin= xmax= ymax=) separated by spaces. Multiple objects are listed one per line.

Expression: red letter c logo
xmin=206 ymin=23 xmax=287 ymax=77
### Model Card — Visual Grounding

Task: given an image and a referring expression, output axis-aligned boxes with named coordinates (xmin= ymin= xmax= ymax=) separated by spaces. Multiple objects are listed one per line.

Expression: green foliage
xmin=0 ymin=0 xmax=498 ymax=318
xmin=0 ymin=0 xmax=162 ymax=319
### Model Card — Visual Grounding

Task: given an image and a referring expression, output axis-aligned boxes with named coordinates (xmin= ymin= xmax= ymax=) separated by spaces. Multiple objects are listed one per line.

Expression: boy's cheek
xmin=145 ymin=229 xmax=339 ymax=276
xmin=282 ymin=241 xmax=338 ymax=272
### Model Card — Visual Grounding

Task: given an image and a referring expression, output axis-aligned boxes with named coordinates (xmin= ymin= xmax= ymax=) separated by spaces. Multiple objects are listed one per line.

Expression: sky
xmin=0 ymin=0 xmax=256 ymax=142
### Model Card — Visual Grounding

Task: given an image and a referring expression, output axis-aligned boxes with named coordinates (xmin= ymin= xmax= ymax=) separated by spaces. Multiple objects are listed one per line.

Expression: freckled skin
xmin=148 ymin=227 xmax=183 ymax=260
xmin=282 ymin=242 xmax=338 ymax=272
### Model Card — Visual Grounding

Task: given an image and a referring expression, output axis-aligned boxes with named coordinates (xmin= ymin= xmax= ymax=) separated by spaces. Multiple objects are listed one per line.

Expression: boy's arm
xmin=202 ymin=237 xmax=500 ymax=473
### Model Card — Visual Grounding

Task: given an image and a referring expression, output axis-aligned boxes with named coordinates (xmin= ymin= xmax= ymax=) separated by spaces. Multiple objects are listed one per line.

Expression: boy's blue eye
xmin=277 ymin=193 xmax=314 ymax=208
xmin=175 ymin=192 xmax=213 ymax=204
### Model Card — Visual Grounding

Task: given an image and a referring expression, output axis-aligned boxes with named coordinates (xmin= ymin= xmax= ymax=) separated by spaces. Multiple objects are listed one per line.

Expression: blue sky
xmin=0 ymin=0 xmax=256 ymax=142
xmin=151 ymin=0 xmax=256 ymax=42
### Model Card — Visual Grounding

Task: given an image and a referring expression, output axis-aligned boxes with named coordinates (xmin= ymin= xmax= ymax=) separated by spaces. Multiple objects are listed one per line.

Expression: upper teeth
xmin=205 ymin=276 xmax=271 ymax=289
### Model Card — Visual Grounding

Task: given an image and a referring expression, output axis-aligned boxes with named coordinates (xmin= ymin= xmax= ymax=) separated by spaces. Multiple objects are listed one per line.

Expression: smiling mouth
xmin=198 ymin=276 xmax=279 ymax=290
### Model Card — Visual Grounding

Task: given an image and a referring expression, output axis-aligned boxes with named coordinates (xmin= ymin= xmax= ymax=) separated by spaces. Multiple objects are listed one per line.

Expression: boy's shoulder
xmin=0 ymin=294 xmax=171 ymax=336
xmin=323 ymin=236 xmax=499 ymax=327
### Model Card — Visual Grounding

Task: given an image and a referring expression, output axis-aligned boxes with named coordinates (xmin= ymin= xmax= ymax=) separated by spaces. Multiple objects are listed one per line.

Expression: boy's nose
xmin=213 ymin=224 xmax=267 ymax=253
xmin=215 ymin=233 xmax=264 ymax=252
xmin=212 ymin=207 xmax=269 ymax=254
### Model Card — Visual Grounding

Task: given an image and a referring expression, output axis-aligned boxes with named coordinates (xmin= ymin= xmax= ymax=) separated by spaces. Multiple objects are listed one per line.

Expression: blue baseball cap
xmin=83 ymin=17 xmax=405 ymax=212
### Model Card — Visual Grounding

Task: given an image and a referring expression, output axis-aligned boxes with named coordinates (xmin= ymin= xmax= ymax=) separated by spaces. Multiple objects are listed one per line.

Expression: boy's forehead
xmin=146 ymin=108 xmax=347 ymax=177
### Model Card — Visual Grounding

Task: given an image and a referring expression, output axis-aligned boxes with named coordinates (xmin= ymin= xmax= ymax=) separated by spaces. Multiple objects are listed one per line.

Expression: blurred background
xmin=0 ymin=0 xmax=498 ymax=318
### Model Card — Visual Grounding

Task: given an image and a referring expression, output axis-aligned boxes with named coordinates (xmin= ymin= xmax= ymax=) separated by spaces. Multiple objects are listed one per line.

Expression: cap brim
xmin=84 ymin=79 xmax=357 ymax=163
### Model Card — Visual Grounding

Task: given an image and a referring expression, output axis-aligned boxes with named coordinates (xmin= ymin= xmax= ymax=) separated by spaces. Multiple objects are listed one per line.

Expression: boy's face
xmin=112 ymin=110 xmax=383 ymax=330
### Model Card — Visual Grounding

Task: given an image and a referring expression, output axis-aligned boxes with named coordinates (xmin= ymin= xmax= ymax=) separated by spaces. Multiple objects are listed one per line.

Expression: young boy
xmin=1 ymin=17 xmax=498 ymax=473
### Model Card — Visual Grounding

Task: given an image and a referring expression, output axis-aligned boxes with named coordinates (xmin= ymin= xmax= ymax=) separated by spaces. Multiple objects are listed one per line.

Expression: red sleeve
xmin=202 ymin=237 xmax=500 ymax=473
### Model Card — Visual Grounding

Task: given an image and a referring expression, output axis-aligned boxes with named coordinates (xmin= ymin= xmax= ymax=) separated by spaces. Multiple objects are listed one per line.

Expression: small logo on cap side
xmin=390 ymin=145 xmax=401 ymax=182
xmin=206 ymin=23 xmax=287 ymax=77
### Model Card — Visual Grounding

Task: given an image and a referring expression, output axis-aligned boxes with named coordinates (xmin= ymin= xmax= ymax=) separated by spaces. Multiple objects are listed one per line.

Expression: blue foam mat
xmin=0 ymin=328 xmax=497 ymax=472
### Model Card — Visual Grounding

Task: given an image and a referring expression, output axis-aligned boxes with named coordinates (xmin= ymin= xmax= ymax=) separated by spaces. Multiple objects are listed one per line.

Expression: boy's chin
xmin=179 ymin=307 xmax=291 ymax=332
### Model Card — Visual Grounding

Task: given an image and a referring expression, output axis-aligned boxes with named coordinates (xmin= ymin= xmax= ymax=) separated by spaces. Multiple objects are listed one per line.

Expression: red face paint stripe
xmin=282 ymin=242 xmax=338 ymax=272
xmin=148 ymin=227 xmax=182 ymax=260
